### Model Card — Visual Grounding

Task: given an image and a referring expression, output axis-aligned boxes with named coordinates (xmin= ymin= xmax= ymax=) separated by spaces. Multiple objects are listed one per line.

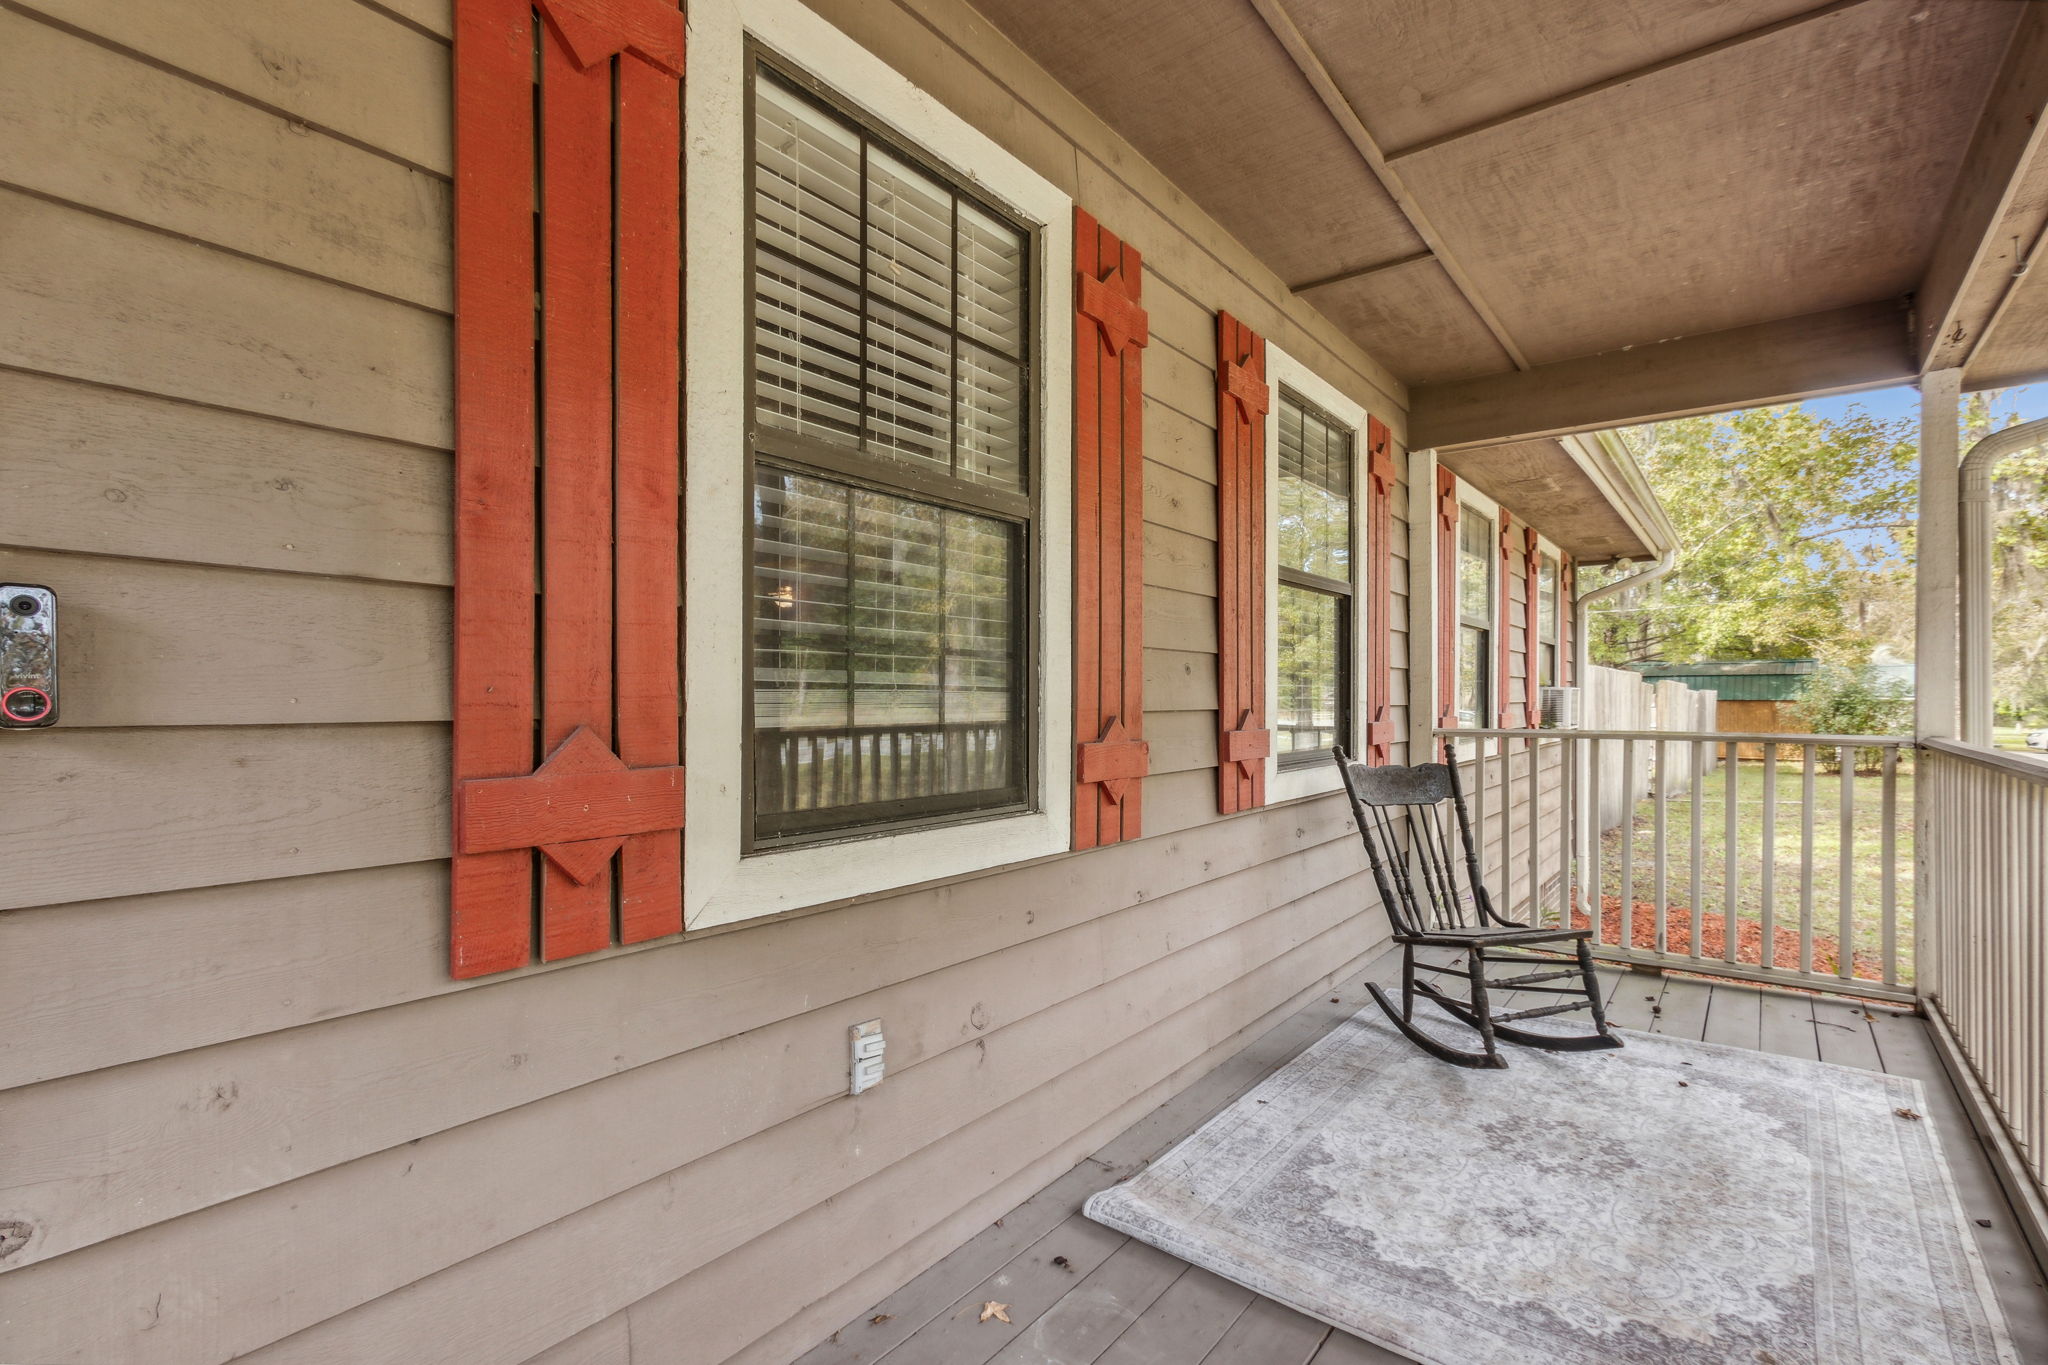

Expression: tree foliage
xmin=1585 ymin=405 xmax=1916 ymax=665
xmin=1584 ymin=394 xmax=2048 ymax=725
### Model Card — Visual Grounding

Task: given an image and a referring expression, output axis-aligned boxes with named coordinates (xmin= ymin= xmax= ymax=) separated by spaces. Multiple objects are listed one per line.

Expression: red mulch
xmin=1570 ymin=896 xmax=1884 ymax=980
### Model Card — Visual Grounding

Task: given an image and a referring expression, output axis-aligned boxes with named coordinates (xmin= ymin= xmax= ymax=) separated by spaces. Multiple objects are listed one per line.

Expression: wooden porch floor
xmin=797 ymin=951 xmax=2048 ymax=1365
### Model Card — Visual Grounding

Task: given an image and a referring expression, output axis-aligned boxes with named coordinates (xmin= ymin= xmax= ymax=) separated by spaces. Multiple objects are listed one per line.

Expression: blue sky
xmin=1801 ymin=381 xmax=2048 ymax=430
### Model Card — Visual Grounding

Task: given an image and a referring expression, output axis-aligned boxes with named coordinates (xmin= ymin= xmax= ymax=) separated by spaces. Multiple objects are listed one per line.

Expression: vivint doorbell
xmin=1 ymin=585 xmax=57 ymax=728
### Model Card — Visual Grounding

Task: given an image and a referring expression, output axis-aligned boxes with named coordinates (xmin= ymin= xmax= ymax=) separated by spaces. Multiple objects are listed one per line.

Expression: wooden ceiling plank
xmin=1246 ymin=0 xmax=1533 ymax=370
xmin=1409 ymin=300 xmax=1913 ymax=451
xmin=1382 ymin=0 xmax=1874 ymax=164
xmin=1919 ymin=4 xmax=2048 ymax=374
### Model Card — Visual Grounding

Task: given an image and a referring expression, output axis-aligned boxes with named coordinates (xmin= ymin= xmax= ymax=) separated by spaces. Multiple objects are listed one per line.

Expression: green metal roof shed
xmin=1623 ymin=659 xmax=1820 ymax=702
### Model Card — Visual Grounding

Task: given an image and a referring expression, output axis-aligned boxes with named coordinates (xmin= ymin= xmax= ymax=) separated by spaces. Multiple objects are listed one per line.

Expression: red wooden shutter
xmin=1561 ymin=556 xmax=1576 ymax=687
xmin=450 ymin=0 xmax=685 ymax=978
xmin=1214 ymin=312 xmax=1269 ymax=813
xmin=1364 ymin=417 xmax=1397 ymax=764
xmin=1523 ymin=527 xmax=1541 ymax=726
xmin=1497 ymin=509 xmax=1515 ymax=729
xmin=1434 ymin=466 xmax=1460 ymax=728
xmin=1073 ymin=208 xmax=1149 ymax=848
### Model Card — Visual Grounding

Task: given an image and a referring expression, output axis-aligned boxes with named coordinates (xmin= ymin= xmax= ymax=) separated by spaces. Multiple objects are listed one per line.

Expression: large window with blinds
xmin=1274 ymin=390 xmax=1354 ymax=765
xmin=1456 ymin=507 xmax=1494 ymax=726
xmin=748 ymin=58 xmax=1034 ymax=845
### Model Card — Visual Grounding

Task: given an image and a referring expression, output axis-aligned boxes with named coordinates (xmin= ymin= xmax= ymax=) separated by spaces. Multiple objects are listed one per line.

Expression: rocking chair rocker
xmin=1334 ymin=743 xmax=1621 ymax=1069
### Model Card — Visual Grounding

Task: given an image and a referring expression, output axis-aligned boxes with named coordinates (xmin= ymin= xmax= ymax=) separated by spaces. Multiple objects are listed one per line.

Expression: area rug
xmin=1084 ymin=1010 xmax=2017 ymax=1365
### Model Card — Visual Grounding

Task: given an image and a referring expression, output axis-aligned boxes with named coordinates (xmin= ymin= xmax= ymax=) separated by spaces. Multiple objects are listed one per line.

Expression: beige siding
xmin=0 ymin=2 xmax=1419 ymax=1363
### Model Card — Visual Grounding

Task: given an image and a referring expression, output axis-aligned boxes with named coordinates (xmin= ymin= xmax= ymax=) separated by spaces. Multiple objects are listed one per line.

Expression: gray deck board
xmin=798 ymin=950 xmax=2048 ymax=1365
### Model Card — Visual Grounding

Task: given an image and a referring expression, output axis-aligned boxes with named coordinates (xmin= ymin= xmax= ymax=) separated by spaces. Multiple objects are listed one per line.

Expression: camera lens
xmin=8 ymin=595 xmax=38 ymax=617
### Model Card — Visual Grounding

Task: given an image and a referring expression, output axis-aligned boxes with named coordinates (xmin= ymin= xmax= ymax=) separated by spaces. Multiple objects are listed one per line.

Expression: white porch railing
xmin=1434 ymin=728 xmax=1916 ymax=1005
xmin=1920 ymin=739 xmax=2048 ymax=1212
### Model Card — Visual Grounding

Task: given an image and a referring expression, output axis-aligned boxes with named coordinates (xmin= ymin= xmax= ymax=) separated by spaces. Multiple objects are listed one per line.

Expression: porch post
xmin=1915 ymin=368 xmax=1962 ymax=741
xmin=1406 ymin=446 xmax=1440 ymax=765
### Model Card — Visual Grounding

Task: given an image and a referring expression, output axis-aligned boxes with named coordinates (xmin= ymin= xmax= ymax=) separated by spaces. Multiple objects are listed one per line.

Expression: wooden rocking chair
xmin=1334 ymin=743 xmax=1622 ymax=1069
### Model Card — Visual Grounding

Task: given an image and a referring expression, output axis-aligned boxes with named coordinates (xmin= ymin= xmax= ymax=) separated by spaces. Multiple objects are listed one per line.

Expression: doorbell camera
xmin=1 ymin=585 xmax=57 ymax=728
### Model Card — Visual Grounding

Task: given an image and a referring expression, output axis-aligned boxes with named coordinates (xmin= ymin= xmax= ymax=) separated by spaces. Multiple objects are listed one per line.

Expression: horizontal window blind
xmin=753 ymin=70 xmax=1028 ymax=491
xmin=1275 ymin=390 xmax=1354 ymax=764
xmin=1277 ymin=394 xmax=1352 ymax=581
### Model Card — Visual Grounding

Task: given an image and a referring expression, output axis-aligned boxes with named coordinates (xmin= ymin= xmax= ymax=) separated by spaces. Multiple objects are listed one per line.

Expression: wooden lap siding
xmin=451 ymin=0 xmax=686 ymax=975
xmin=1213 ymin=312 xmax=1270 ymax=813
xmin=1523 ymin=526 xmax=1541 ymax=723
xmin=0 ymin=1 xmax=1414 ymax=1362
xmin=1073 ymin=208 xmax=1151 ymax=847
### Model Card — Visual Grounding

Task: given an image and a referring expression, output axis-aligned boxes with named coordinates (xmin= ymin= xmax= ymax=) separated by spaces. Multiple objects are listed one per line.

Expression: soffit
xmin=1440 ymin=439 xmax=1649 ymax=563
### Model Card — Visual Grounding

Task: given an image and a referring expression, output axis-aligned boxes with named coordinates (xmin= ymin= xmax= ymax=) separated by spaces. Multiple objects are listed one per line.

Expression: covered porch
xmin=801 ymin=953 xmax=2048 ymax=1364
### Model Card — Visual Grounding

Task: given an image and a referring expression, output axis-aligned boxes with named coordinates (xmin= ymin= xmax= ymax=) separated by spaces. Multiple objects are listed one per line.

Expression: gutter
xmin=1574 ymin=550 xmax=1678 ymax=688
xmin=1560 ymin=430 xmax=1680 ymax=561
xmin=1960 ymin=416 xmax=2048 ymax=745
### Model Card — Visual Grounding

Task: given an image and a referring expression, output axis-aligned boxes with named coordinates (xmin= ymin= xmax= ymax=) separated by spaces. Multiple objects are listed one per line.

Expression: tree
xmin=1584 ymin=404 xmax=1917 ymax=666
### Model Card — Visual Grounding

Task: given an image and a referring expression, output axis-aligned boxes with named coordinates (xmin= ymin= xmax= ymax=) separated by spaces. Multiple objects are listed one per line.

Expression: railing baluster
xmin=1619 ymin=736 xmax=1636 ymax=953
xmin=1653 ymin=738 xmax=1668 ymax=956
xmin=1881 ymin=744 xmax=1898 ymax=988
xmin=1690 ymin=737 xmax=1705 ymax=960
xmin=1588 ymin=736 xmax=1605 ymax=946
xmin=1760 ymin=745 xmax=1778 ymax=970
xmin=1527 ymin=735 xmax=1541 ymax=924
xmin=1838 ymin=748 xmax=1856 ymax=979
xmin=1724 ymin=739 xmax=1740 ymax=966
xmin=1800 ymin=743 xmax=1817 ymax=975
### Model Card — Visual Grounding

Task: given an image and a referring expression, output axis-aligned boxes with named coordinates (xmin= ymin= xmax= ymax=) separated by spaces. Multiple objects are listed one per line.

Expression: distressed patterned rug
xmin=1084 ymin=1011 xmax=2017 ymax=1365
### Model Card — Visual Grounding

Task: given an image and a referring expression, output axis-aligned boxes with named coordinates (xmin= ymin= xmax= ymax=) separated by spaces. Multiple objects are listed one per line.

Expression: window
xmin=748 ymin=61 xmax=1033 ymax=844
xmin=1537 ymin=552 xmax=1560 ymax=687
xmin=1275 ymin=391 xmax=1353 ymax=763
xmin=1456 ymin=507 xmax=1493 ymax=726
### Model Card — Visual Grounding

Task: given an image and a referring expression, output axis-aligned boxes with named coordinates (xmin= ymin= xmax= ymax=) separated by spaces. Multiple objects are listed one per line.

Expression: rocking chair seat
xmin=1400 ymin=924 xmax=1595 ymax=947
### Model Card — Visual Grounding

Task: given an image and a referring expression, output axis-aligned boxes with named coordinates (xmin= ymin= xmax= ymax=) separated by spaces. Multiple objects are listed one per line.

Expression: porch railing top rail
xmin=1434 ymin=726 xmax=1913 ymax=747
xmin=1921 ymin=736 xmax=2048 ymax=782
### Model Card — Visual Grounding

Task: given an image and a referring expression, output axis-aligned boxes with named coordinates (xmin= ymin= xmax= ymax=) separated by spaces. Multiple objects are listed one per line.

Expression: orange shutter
xmin=1497 ymin=509 xmax=1515 ymax=729
xmin=1434 ymin=466 xmax=1460 ymax=728
xmin=1214 ymin=312 xmax=1270 ymax=813
xmin=1364 ymin=417 xmax=1397 ymax=763
xmin=1523 ymin=527 xmax=1541 ymax=725
xmin=450 ymin=0 xmax=685 ymax=977
xmin=1073 ymin=208 xmax=1150 ymax=847
xmin=1561 ymin=556 xmax=1576 ymax=687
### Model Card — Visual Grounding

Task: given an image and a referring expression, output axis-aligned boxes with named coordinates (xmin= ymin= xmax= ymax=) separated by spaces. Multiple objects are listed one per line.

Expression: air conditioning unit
xmin=1538 ymin=685 xmax=1580 ymax=730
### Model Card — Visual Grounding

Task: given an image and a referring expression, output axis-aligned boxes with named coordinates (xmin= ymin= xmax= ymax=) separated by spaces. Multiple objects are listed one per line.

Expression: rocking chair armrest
xmin=1401 ymin=925 xmax=1595 ymax=947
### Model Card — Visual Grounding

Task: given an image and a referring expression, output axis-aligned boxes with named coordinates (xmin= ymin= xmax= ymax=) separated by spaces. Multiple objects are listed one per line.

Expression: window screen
xmin=1457 ymin=507 xmax=1493 ymax=726
xmin=749 ymin=61 xmax=1032 ymax=843
xmin=1275 ymin=392 xmax=1353 ymax=762
xmin=1538 ymin=553 xmax=1559 ymax=687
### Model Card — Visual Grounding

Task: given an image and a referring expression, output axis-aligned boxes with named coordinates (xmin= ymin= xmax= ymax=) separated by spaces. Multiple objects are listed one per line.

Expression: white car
xmin=2028 ymin=728 xmax=2048 ymax=751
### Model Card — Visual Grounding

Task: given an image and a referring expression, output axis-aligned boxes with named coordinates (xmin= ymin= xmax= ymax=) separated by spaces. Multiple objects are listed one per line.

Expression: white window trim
xmin=1263 ymin=344 xmax=1371 ymax=802
xmin=683 ymin=0 xmax=1074 ymax=931
xmin=1534 ymin=535 xmax=1563 ymax=689
xmin=1448 ymin=478 xmax=1501 ymax=732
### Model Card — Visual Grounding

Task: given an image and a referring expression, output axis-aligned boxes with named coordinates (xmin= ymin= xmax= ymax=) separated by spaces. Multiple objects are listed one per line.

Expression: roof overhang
xmin=1440 ymin=429 xmax=1675 ymax=565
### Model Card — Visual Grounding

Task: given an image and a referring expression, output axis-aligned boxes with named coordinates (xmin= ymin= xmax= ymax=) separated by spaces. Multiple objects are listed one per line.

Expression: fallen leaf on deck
xmin=980 ymin=1302 xmax=1011 ymax=1324
xmin=1895 ymin=1108 xmax=1922 ymax=1121
xmin=870 ymin=1315 xmax=892 ymax=1325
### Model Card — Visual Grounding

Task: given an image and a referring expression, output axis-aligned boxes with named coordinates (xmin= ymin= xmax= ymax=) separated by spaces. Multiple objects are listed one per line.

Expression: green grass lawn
xmin=1596 ymin=761 xmax=1914 ymax=981
xmin=1992 ymin=726 xmax=2039 ymax=753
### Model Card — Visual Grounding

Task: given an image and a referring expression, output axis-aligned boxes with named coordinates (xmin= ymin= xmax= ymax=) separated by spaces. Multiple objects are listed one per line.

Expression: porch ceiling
xmin=1439 ymin=438 xmax=1648 ymax=564
xmin=971 ymin=0 xmax=2048 ymax=445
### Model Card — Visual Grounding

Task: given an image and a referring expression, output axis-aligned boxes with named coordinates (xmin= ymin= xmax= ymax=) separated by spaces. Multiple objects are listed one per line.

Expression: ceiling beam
xmin=1409 ymin=300 xmax=1912 ymax=451
xmin=1288 ymin=249 xmax=1433 ymax=295
xmin=1915 ymin=3 xmax=2048 ymax=374
xmin=1383 ymin=0 xmax=1874 ymax=164
xmin=1246 ymin=0 xmax=1531 ymax=369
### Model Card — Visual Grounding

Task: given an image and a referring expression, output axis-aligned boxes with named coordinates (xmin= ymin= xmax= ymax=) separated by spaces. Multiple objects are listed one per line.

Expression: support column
xmin=1916 ymin=368 xmax=1962 ymax=740
xmin=1406 ymin=447 xmax=1441 ymax=765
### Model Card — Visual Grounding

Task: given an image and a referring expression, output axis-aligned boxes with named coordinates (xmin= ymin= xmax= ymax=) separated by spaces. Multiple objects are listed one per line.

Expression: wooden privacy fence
xmin=1920 ymin=740 xmax=2048 ymax=1236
